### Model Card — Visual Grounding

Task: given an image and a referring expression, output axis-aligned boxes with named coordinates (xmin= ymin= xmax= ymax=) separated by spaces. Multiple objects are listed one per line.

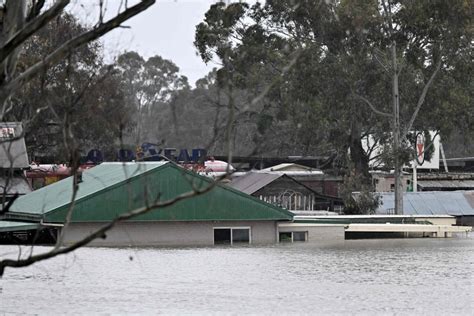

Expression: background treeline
xmin=6 ymin=1 xmax=473 ymax=173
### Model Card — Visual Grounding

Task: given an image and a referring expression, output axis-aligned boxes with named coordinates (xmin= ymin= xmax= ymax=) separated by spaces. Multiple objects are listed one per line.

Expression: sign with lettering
xmin=0 ymin=127 xmax=15 ymax=138
xmin=86 ymin=145 xmax=208 ymax=164
xmin=139 ymin=145 xmax=207 ymax=163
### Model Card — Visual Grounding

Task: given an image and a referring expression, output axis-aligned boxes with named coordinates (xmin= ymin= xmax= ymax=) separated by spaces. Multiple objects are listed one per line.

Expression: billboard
xmin=362 ymin=131 xmax=440 ymax=170
xmin=408 ymin=131 xmax=440 ymax=169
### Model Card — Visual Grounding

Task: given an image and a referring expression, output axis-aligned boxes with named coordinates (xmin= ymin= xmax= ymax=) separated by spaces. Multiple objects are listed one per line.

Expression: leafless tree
xmin=0 ymin=0 xmax=161 ymax=276
xmin=0 ymin=1 xmax=302 ymax=278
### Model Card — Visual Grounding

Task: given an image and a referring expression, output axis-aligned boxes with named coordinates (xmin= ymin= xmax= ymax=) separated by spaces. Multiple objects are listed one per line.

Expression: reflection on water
xmin=1 ymin=236 xmax=473 ymax=314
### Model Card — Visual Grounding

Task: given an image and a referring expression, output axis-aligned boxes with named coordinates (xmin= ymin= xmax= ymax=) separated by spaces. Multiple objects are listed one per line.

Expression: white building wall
xmin=278 ymin=223 xmax=345 ymax=242
xmin=61 ymin=220 xmax=278 ymax=247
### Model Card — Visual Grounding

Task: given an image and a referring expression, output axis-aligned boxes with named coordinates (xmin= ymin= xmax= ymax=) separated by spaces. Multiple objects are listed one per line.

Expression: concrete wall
xmin=278 ymin=223 xmax=345 ymax=243
xmin=414 ymin=217 xmax=456 ymax=226
xmin=372 ymin=174 xmax=411 ymax=192
xmin=61 ymin=220 xmax=278 ymax=247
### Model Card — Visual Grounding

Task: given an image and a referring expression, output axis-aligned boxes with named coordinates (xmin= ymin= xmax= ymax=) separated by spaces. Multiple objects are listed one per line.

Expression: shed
xmin=4 ymin=162 xmax=293 ymax=246
xmin=375 ymin=191 xmax=474 ymax=225
xmin=228 ymin=171 xmax=343 ymax=212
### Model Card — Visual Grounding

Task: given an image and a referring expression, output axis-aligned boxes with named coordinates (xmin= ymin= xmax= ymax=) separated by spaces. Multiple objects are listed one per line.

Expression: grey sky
xmin=74 ymin=0 xmax=221 ymax=85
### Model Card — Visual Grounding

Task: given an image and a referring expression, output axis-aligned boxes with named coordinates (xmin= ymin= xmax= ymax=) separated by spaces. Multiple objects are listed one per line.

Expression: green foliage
xmin=8 ymin=13 xmax=126 ymax=161
xmin=194 ymin=0 xmax=473 ymax=171
xmin=109 ymin=51 xmax=190 ymax=146
xmin=340 ymin=166 xmax=381 ymax=215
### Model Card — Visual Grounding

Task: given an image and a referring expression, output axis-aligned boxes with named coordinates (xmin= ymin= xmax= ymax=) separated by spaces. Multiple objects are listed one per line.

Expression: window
xmin=293 ymin=231 xmax=306 ymax=242
xmin=279 ymin=232 xmax=292 ymax=242
xmin=214 ymin=229 xmax=231 ymax=244
xmin=279 ymin=231 xmax=307 ymax=243
xmin=214 ymin=227 xmax=251 ymax=245
xmin=232 ymin=229 xmax=250 ymax=243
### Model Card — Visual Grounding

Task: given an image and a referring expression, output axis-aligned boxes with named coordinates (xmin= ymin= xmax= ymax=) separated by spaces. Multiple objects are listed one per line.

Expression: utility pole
xmin=391 ymin=42 xmax=403 ymax=215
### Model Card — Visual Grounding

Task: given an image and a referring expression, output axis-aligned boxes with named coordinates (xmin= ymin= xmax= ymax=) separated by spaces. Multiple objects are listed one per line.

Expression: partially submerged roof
xmin=6 ymin=162 xmax=293 ymax=223
xmin=375 ymin=191 xmax=474 ymax=216
xmin=418 ymin=180 xmax=474 ymax=190
xmin=0 ymin=122 xmax=29 ymax=169
xmin=229 ymin=172 xmax=343 ymax=202
xmin=0 ymin=220 xmax=40 ymax=233
xmin=229 ymin=172 xmax=283 ymax=194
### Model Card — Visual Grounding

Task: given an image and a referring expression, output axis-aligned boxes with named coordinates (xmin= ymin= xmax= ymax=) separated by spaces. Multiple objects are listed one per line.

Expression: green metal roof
xmin=8 ymin=162 xmax=293 ymax=223
xmin=0 ymin=221 xmax=40 ymax=232
xmin=9 ymin=162 xmax=166 ymax=217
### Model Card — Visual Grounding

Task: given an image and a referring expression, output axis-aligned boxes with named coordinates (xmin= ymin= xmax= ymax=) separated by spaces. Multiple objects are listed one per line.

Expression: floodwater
xmin=1 ymin=236 xmax=473 ymax=315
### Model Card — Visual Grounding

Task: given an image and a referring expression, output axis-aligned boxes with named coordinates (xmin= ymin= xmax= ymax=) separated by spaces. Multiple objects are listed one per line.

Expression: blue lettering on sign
xmin=164 ymin=148 xmax=176 ymax=161
xmin=191 ymin=148 xmax=206 ymax=163
xmin=117 ymin=149 xmax=135 ymax=161
xmin=87 ymin=149 xmax=104 ymax=163
xmin=148 ymin=147 xmax=161 ymax=161
xmin=126 ymin=144 xmax=207 ymax=163
xmin=177 ymin=149 xmax=191 ymax=162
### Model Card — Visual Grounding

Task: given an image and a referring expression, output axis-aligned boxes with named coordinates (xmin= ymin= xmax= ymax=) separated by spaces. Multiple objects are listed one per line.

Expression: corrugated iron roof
xmin=261 ymin=163 xmax=309 ymax=171
xmin=6 ymin=162 xmax=293 ymax=222
xmin=0 ymin=122 xmax=29 ymax=169
xmin=9 ymin=162 xmax=166 ymax=216
xmin=375 ymin=191 xmax=474 ymax=216
xmin=228 ymin=172 xmax=283 ymax=194
xmin=260 ymin=163 xmax=323 ymax=174
xmin=418 ymin=180 xmax=474 ymax=189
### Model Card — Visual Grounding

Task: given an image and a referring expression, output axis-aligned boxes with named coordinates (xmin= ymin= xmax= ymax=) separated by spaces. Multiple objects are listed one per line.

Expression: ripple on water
xmin=0 ymin=237 xmax=473 ymax=314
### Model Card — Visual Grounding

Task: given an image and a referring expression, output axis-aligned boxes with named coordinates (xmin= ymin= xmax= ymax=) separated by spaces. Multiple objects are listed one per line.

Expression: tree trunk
xmin=349 ymin=121 xmax=370 ymax=183
xmin=0 ymin=0 xmax=26 ymax=86
xmin=391 ymin=43 xmax=403 ymax=215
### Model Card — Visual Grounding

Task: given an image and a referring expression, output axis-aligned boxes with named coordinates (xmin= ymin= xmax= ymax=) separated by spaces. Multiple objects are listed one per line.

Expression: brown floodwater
xmin=1 ymin=235 xmax=473 ymax=314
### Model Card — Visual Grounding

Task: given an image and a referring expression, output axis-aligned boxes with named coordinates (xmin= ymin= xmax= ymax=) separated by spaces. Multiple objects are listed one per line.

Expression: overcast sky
xmin=73 ymin=0 xmax=223 ymax=85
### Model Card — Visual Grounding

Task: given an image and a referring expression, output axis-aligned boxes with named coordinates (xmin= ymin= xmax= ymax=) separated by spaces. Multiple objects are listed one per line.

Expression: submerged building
xmin=227 ymin=171 xmax=344 ymax=212
xmin=2 ymin=162 xmax=301 ymax=246
xmin=375 ymin=191 xmax=474 ymax=226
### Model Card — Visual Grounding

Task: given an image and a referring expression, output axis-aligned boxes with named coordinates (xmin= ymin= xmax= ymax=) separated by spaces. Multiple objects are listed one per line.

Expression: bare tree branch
xmin=26 ymin=0 xmax=47 ymax=22
xmin=0 ymin=176 xmax=216 ymax=277
xmin=249 ymin=49 xmax=301 ymax=107
xmin=353 ymin=92 xmax=392 ymax=118
xmin=0 ymin=0 xmax=69 ymax=65
xmin=404 ymin=57 xmax=442 ymax=135
xmin=0 ymin=0 xmax=155 ymax=107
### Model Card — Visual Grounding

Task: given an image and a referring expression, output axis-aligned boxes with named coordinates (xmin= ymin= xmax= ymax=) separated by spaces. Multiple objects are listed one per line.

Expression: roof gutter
xmin=39 ymin=219 xmax=64 ymax=227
